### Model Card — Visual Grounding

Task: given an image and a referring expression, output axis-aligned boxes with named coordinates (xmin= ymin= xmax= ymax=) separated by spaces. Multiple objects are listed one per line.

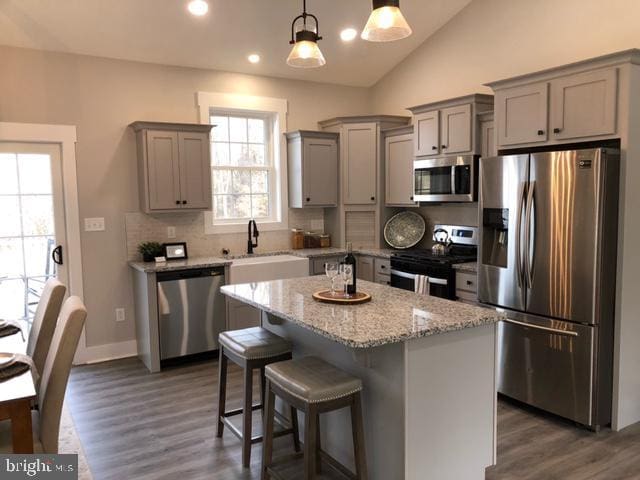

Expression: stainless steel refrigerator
xmin=478 ymin=148 xmax=619 ymax=429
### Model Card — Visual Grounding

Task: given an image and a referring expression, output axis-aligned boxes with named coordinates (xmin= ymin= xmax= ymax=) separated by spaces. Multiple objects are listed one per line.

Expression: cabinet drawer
xmin=375 ymin=272 xmax=391 ymax=286
xmin=456 ymin=289 xmax=478 ymax=303
xmin=456 ymin=271 xmax=478 ymax=293
xmin=311 ymin=256 xmax=342 ymax=275
xmin=375 ymin=258 xmax=390 ymax=275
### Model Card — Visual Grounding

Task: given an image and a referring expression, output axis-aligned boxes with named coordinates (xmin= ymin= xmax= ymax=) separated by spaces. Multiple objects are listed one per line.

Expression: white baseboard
xmin=73 ymin=340 xmax=138 ymax=365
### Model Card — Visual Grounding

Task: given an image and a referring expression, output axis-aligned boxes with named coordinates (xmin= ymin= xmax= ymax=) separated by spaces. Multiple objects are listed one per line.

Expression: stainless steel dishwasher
xmin=156 ymin=267 xmax=226 ymax=361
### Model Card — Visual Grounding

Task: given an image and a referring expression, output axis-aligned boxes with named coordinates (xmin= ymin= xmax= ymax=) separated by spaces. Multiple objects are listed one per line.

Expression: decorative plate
xmin=383 ymin=211 xmax=426 ymax=249
xmin=0 ymin=353 xmax=16 ymax=368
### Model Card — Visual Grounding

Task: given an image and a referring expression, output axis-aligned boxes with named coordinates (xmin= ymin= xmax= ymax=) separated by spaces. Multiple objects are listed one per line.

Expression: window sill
xmin=203 ymin=211 xmax=288 ymax=235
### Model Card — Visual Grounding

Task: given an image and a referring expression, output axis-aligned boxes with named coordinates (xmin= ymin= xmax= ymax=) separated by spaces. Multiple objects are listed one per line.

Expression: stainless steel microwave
xmin=414 ymin=155 xmax=479 ymax=203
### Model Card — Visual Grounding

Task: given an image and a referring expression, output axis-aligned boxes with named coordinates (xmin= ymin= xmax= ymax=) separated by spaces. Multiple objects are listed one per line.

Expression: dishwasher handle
xmin=156 ymin=267 xmax=225 ymax=282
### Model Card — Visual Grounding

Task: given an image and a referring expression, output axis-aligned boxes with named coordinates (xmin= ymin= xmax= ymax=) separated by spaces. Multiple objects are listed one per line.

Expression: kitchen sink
xmin=229 ymin=254 xmax=309 ymax=284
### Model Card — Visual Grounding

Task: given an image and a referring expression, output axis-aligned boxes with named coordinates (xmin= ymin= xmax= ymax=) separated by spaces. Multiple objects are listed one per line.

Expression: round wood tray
xmin=312 ymin=290 xmax=372 ymax=305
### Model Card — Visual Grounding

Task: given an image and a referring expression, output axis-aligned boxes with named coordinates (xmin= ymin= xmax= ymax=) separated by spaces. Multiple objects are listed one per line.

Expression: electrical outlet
xmin=84 ymin=217 xmax=105 ymax=232
xmin=167 ymin=226 xmax=176 ymax=239
xmin=115 ymin=308 xmax=125 ymax=322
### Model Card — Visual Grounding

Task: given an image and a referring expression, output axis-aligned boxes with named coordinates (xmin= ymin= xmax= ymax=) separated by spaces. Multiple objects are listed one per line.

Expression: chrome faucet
xmin=247 ymin=220 xmax=259 ymax=254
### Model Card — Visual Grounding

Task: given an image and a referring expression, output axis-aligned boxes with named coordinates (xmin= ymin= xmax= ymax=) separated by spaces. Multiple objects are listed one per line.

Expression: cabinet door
xmin=357 ymin=256 xmax=374 ymax=281
xmin=480 ymin=119 xmax=496 ymax=158
xmin=385 ymin=133 xmax=416 ymax=206
xmin=303 ymin=137 xmax=338 ymax=206
xmin=440 ymin=104 xmax=472 ymax=154
xmin=550 ymin=68 xmax=617 ymax=140
xmin=178 ymin=131 xmax=212 ymax=210
xmin=496 ymin=82 xmax=549 ymax=146
xmin=146 ymin=130 xmax=181 ymax=210
xmin=414 ymin=110 xmax=439 ymax=157
xmin=343 ymin=123 xmax=377 ymax=205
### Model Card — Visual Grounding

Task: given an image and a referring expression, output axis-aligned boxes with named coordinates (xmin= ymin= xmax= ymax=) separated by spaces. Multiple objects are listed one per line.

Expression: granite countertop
xmin=220 ymin=276 xmax=503 ymax=348
xmin=129 ymin=248 xmax=396 ymax=273
xmin=453 ymin=262 xmax=478 ymax=274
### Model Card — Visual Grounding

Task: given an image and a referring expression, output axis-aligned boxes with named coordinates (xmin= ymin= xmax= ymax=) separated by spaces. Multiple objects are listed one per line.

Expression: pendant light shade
xmin=287 ymin=0 xmax=326 ymax=68
xmin=361 ymin=0 xmax=412 ymax=42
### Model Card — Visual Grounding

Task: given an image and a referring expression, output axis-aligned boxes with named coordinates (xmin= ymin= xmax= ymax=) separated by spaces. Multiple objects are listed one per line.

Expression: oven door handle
xmin=390 ymin=270 xmax=448 ymax=285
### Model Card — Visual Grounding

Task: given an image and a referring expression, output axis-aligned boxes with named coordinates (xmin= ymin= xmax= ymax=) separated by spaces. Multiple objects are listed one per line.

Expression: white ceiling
xmin=0 ymin=0 xmax=471 ymax=87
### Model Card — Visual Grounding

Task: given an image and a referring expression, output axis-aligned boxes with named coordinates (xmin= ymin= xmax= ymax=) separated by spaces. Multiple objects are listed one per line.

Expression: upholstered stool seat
xmin=265 ymin=356 xmax=362 ymax=404
xmin=217 ymin=327 xmax=299 ymax=469
xmin=219 ymin=327 xmax=291 ymax=360
xmin=262 ymin=356 xmax=368 ymax=480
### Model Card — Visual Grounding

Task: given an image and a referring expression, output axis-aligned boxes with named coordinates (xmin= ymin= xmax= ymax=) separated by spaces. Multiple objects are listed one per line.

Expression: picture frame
xmin=163 ymin=242 xmax=188 ymax=260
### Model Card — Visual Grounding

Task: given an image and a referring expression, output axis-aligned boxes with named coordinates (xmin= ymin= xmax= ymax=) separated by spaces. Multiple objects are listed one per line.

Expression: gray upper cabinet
xmin=550 ymin=68 xmax=617 ymax=141
xmin=287 ymin=130 xmax=338 ymax=208
xmin=131 ymin=121 xmax=213 ymax=213
xmin=414 ymin=110 xmax=439 ymax=157
xmin=384 ymin=126 xmax=416 ymax=206
xmin=479 ymin=112 xmax=496 ymax=158
xmin=440 ymin=104 xmax=472 ymax=154
xmin=343 ymin=123 xmax=377 ymax=205
xmin=495 ymin=82 xmax=549 ymax=146
xmin=409 ymin=94 xmax=494 ymax=159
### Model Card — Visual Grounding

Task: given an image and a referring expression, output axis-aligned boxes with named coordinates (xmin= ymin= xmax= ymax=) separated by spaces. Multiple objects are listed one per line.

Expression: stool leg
xmin=216 ymin=348 xmax=228 ymax=438
xmin=260 ymin=366 xmax=266 ymax=411
xmin=242 ymin=365 xmax=253 ymax=468
xmin=315 ymin=413 xmax=321 ymax=474
xmin=351 ymin=392 xmax=368 ymax=480
xmin=291 ymin=406 xmax=301 ymax=453
xmin=303 ymin=405 xmax=318 ymax=480
xmin=261 ymin=380 xmax=275 ymax=480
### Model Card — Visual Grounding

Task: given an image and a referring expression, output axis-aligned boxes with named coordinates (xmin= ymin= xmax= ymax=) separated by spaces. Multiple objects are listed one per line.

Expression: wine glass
xmin=325 ymin=262 xmax=339 ymax=296
xmin=340 ymin=264 xmax=353 ymax=298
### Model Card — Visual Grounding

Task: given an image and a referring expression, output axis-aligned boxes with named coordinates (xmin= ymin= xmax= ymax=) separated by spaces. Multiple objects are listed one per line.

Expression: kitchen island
xmin=221 ymin=276 xmax=504 ymax=480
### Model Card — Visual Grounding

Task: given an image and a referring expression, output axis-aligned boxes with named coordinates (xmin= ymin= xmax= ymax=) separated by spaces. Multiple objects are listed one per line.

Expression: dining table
xmin=0 ymin=331 xmax=36 ymax=453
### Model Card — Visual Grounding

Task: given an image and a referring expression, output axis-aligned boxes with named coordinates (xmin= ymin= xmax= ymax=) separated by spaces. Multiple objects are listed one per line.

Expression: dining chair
xmin=0 ymin=296 xmax=87 ymax=453
xmin=26 ymin=278 xmax=66 ymax=377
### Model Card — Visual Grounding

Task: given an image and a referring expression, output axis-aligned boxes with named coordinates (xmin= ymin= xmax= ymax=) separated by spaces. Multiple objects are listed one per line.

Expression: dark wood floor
xmin=67 ymin=357 xmax=640 ymax=480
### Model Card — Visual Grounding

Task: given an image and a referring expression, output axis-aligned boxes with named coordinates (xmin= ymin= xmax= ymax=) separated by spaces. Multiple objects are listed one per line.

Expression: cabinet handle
xmin=381 ymin=265 xmax=386 ymax=269
xmin=410 ymin=196 xmax=414 ymax=201
xmin=466 ymin=280 xmax=473 ymax=286
xmin=553 ymin=128 xmax=562 ymax=134
xmin=431 ymin=146 xmax=437 ymax=150
xmin=306 ymin=197 xmax=311 ymax=202
xmin=371 ymin=196 xmax=375 ymax=201
xmin=182 ymin=200 xmax=187 ymax=205
xmin=441 ymin=145 xmax=447 ymax=149
xmin=537 ymin=130 xmax=545 ymax=136
xmin=175 ymin=200 xmax=180 ymax=205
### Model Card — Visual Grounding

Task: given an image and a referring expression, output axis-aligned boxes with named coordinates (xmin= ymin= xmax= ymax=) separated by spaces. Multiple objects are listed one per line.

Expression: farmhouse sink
xmin=229 ymin=254 xmax=309 ymax=284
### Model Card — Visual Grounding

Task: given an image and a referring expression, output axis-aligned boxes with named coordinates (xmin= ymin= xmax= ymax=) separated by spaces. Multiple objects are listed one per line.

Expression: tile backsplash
xmin=125 ymin=209 xmax=324 ymax=261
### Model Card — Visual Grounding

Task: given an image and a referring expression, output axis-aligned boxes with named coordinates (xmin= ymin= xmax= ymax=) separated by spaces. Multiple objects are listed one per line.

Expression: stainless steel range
xmin=479 ymin=148 xmax=620 ymax=430
xmin=390 ymin=225 xmax=478 ymax=300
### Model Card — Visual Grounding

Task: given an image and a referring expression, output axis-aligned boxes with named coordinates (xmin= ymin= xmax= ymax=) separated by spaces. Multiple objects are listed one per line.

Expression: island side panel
xmin=131 ymin=268 xmax=160 ymax=373
xmin=263 ymin=314 xmax=405 ymax=480
xmin=404 ymin=323 xmax=497 ymax=480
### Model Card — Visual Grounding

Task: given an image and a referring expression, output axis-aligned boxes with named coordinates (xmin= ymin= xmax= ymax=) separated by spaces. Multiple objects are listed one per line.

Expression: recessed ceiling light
xmin=187 ymin=0 xmax=208 ymax=16
xmin=340 ymin=28 xmax=358 ymax=42
xmin=248 ymin=54 xmax=261 ymax=64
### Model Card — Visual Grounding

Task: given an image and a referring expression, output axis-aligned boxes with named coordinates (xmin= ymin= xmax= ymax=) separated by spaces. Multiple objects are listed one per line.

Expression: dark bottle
xmin=343 ymin=242 xmax=357 ymax=295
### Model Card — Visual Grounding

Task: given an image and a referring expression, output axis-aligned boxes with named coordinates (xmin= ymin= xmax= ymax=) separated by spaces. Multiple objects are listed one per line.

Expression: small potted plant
xmin=138 ymin=241 xmax=163 ymax=262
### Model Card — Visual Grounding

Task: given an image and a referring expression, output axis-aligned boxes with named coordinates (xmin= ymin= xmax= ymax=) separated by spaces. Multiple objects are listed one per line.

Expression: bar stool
xmin=217 ymin=327 xmax=300 ymax=468
xmin=262 ymin=356 xmax=368 ymax=480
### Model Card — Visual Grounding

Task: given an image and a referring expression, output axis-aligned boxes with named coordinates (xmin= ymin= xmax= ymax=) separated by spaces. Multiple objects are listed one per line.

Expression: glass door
xmin=0 ymin=143 xmax=68 ymax=328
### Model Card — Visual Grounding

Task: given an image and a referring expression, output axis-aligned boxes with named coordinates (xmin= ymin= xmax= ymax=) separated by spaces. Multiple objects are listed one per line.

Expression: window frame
xmin=197 ymin=92 xmax=289 ymax=234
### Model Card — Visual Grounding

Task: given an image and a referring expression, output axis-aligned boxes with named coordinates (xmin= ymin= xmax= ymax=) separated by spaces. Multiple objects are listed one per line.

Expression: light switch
xmin=84 ymin=217 xmax=105 ymax=232
xmin=167 ymin=226 xmax=176 ymax=239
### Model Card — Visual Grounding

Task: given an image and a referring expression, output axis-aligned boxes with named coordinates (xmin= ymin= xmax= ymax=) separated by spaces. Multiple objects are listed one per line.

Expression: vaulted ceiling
xmin=0 ymin=0 xmax=472 ymax=87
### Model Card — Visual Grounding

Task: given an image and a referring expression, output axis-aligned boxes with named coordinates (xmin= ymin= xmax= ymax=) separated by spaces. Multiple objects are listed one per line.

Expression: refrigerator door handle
xmin=502 ymin=318 xmax=579 ymax=337
xmin=515 ymin=182 xmax=526 ymax=289
xmin=525 ymin=180 xmax=536 ymax=288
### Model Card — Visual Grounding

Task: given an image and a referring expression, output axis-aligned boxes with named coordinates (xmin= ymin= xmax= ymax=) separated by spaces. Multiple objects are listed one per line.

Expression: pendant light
xmin=287 ymin=0 xmax=326 ymax=68
xmin=361 ymin=0 xmax=412 ymax=42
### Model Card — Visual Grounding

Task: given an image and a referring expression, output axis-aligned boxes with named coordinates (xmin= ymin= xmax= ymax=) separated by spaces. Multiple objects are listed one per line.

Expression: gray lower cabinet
xmin=287 ymin=130 xmax=339 ymax=208
xmin=357 ymin=255 xmax=374 ymax=281
xmin=131 ymin=121 xmax=213 ymax=213
xmin=456 ymin=271 xmax=478 ymax=304
xmin=310 ymin=256 xmax=343 ymax=276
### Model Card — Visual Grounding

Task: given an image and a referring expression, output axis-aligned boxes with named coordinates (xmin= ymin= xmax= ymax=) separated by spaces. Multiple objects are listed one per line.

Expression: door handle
xmin=515 ymin=182 xmax=526 ymax=289
xmin=52 ymin=245 xmax=63 ymax=266
xmin=524 ymin=181 xmax=536 ymax=288
xmin=502 ymin=318 xmax=578 ymax=337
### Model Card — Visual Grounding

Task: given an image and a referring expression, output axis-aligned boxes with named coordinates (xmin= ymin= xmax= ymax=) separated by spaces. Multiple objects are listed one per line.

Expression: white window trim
xmin=197 ymin=92 xmax=289 ymax=234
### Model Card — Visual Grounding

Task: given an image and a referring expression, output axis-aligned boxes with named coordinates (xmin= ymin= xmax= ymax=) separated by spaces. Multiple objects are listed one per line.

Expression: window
xmin=210 ymin=113 xmax=273 ymax=221
xmin=198 ymin=91 xmax=289 ymax=234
